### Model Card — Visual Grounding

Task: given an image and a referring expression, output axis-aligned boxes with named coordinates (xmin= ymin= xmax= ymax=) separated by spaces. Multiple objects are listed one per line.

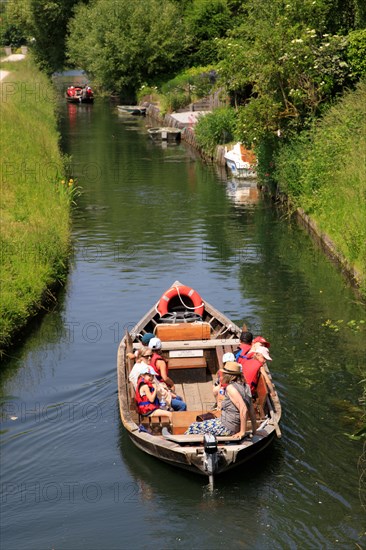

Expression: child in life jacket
xmin=135 ymin=367 xmax=172 ymax=420
xmin=213 ymin=352 xmax=235 ymax=410
xmin=139 ymin=348 xmax=187 ymax=411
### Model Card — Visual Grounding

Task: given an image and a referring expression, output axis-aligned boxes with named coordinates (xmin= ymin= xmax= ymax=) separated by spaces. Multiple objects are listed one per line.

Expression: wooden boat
xmin=148 ymin=127 xmax=182 ymax=142
xmin=117 ymin=281 xmax=281 ymax=483
xmin=224 ymin=142 xmax=257 ymax=179
xmin=65 ymin=85 xmax=94 ymax=104
xmin=117 ymin=105 xmax=146 ymax=116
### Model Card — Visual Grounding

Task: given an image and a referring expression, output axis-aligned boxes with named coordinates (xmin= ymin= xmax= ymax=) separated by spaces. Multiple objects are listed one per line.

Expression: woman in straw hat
xmin=185 ymin=362 xmax=257 ymax=439
xmin=212 ymin=351 xmax=235 ymax=410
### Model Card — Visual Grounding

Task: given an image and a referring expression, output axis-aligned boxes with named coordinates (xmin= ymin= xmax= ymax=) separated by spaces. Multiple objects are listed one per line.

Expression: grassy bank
xmin=274 ymin=81 xmax=366 ymax=298
xmin=0 ymin=57 xmax=72 ymax=355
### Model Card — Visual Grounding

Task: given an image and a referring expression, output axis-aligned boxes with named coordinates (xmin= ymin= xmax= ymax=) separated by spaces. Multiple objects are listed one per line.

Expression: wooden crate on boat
xmin=155 ymin=322 xmax=211 ymax=341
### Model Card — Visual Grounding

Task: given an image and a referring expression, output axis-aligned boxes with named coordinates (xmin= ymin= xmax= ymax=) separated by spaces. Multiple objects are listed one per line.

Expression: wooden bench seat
xmin=140 ymin=412 xmax=172 ymax=434
xmin=168 ymin=356 xmax=207 ymax=370
xmin=133 ymin=338 xmax=240 ymax=351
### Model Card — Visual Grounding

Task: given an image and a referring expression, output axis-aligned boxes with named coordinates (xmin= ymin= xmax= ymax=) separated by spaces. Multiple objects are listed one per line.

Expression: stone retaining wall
xmin=146 ymin=104 xmax=227 ymax=166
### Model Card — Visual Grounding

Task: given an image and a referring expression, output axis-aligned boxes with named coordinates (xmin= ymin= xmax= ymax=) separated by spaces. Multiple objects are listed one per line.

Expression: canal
xmin=1 ymin=100 xmax=365 ymax=549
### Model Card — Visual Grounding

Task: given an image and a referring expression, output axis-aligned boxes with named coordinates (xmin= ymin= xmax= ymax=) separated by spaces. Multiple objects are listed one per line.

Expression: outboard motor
xmin=204 ymin=433 xmax=218 ymax=487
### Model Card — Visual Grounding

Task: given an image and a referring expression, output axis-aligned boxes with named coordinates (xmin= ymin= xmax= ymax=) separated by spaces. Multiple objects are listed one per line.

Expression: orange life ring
xmin=157 ymin=285 xmax=204 ymax=317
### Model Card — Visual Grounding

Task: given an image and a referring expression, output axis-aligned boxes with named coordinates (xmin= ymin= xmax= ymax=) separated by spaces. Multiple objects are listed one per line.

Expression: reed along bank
xmin=0 ymin=57 xmax=71 ymax=355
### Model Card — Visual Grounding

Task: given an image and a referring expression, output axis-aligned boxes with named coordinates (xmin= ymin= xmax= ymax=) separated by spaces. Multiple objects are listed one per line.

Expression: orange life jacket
xmin=135 ymin=376 xmax=160 ymax=415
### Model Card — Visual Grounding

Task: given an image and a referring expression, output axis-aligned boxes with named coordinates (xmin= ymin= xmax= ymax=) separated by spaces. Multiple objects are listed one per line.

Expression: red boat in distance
xmin=66 ymin=85 xmax=94 ymax=104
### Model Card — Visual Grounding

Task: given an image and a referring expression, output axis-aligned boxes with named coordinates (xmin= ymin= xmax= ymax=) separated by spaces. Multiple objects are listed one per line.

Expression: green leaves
xmin=216 ymin=0 xmax=357 ymax=144
xmin=347 ymin=29 xmax=366 ymax=78
xmin=194 ymin=107 xmax=236 ymax=155
xmin=66 ymin=0 xmax=185 ymax=94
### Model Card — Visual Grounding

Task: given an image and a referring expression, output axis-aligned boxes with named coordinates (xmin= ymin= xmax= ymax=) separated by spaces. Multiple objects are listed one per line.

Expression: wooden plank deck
xmin=175 ymin=377 xmax=215 ymax=412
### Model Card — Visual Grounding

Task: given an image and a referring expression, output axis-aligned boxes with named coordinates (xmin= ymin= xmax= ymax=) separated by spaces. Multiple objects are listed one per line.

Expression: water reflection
xmin=226 ymin=179 xmax=260 ymax=206
xmin=117 ymin=420 xmax=289 ymax=548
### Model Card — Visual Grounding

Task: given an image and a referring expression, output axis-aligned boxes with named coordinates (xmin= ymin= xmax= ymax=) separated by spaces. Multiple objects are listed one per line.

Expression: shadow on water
xmin=117 ymin=420 xmax=285 ymax=500
xmin=0 ymin=284 xmax=68 ymax=376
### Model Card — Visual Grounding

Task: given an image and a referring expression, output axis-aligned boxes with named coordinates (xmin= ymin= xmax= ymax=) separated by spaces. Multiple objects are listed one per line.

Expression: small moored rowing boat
xmin=117 ymin=105 xmax=146 ymax=116
xmin=117 ymin=281 xmax=281 ymax=482
xmin=148 ymin=127 xmax=182 ymax=142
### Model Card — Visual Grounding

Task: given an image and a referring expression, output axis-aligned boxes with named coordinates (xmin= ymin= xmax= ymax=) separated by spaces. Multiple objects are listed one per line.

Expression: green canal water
xmin=1 ymin=100 xmax=365 ymax=549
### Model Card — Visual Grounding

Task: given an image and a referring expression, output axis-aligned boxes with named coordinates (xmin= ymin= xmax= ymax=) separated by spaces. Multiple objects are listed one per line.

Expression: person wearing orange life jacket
xmin=236 ymin=332 xmax=271 ymax=361
xmin=135 ymin=367 xmax=172 ymax=420
xmin=241 ymin=345 xmax=273 ymax=394
xmin=148 ymin=337 xmax=175 ymax=391
xmin=139 ymin=348 xmax=187 ymax=411
xmin=235 ymin=331 xmax=253 ymax=362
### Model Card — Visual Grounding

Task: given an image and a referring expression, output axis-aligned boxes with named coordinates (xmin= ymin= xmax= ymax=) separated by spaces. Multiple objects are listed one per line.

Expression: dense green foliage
xmin=0 ymin=58 xmax=71 ymax=353
xmin=0 ymin=0 xmax=87 ymax=72
xmin=136 ymin=66 xmax=217 ymax=113
xmin=183 ymin=0 xmax=233 ymax=64
xmin=347 ymin=28 xmax=366 ymax=77
xmin=66 ymin=0 xmax=186 ymax=94
xmin=194 ymin=107 xmax=236 ymax=154
xmin=0 ymin=0 xmax=30 ymax=47
xmin=274 ymin=82 xmax=366 ymax=289
xmin=216 ymin=0 xmax=363 ymax=145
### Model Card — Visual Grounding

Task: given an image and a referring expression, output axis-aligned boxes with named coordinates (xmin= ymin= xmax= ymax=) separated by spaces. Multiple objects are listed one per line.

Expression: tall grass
xmin=0 ymin=57 xmax=71 ymax=354
xmin=275 ymin=81 xmax=366 ymax=295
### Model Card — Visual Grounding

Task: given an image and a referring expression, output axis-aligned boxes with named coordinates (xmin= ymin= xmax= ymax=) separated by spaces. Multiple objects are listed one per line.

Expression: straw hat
xmin=222 ymin=362 xmax=242 ymax=375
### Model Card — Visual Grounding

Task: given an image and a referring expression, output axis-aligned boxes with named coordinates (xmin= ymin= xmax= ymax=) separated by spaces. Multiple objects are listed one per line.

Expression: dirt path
xmin=0 ymin=53 xmax=26 ymax=81
xmin=0 ymin=70 xmax=10 ymax=81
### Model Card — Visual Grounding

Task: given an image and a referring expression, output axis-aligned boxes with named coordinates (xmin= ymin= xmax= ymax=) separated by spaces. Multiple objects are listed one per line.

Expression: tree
xmin=67 ymin=0 xmax=186 ymax=95
xmin=216 ymin=0 xmax=355 ymax=145
xmin=184 ymin=0 xmax=233 ymax=64
xmin=347 ymin=29 xmax=366 ymax=78
xmin=0 ymin=0 xmax=32 ymax=47
xmin=33 ymin=0 xmax=89 ymax=72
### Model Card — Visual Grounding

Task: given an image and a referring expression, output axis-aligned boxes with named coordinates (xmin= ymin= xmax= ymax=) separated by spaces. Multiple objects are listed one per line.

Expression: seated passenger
xmin=186 ymin=362 xmax=256 ymax=438
xmin=213 ymin=352 xmax=235 ymax=410
xmin=141 ymin=332 xmax=155 ymax=345
xmin=129 ymin=347 xmax=156 ymax=388
xmin=252 ymin=336 xmax=270 ymax=348
xmin=135 ymin=367 xmax=172 ymax=420
xmin=246 ymin=335 xmax=271 ymax=358
xmin=241 ymin=345 xmax=272 ymax=394
xmin=139 ymin=347 xmax=187 ymax=412
xmin=148 ymin=337 xmax=176 ymax=391
xmin=235 ymin=331 xmax=253 ymax=362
